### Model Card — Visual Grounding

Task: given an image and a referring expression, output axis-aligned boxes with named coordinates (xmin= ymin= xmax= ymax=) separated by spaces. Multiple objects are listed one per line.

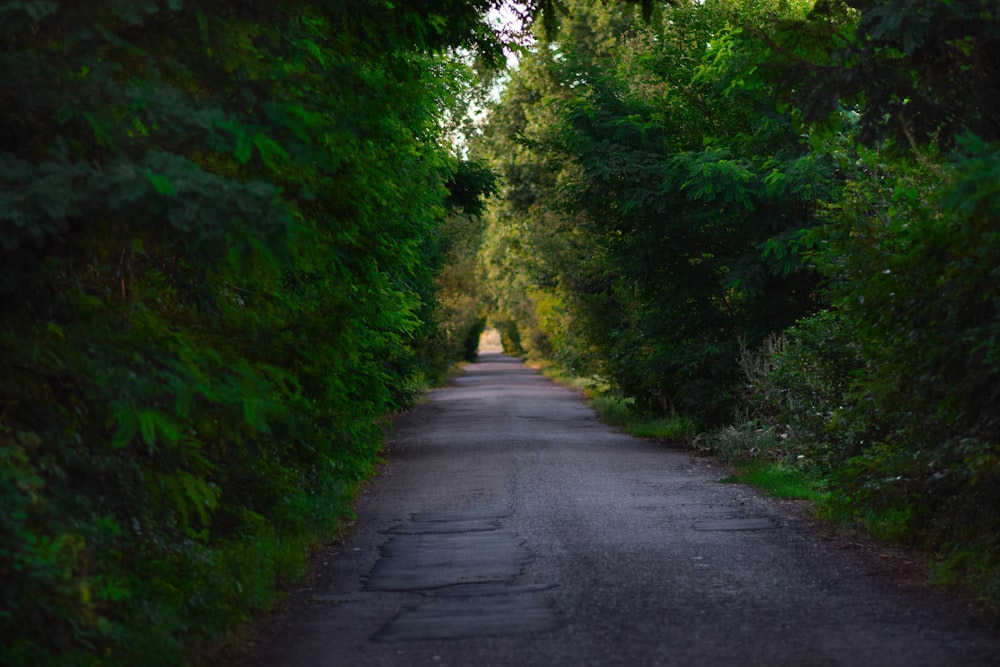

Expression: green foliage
xmin=478 ymin=0 xmax=1000 ymax=607
xmin=476 ymin=0 xmax=823 ymax=420
xmin=627 ymin=417 xmax=698 ymax=442
xmin=739 ymin=312 xmax=867 ymax=464
xmin=736 ymin=133 xmax=1000 ymax=603
xmin=808 ymin=139 xmax=1000 ymax=551
xmin=589 ymin=394 xmax=698 ymax=442
xmin=0 ymin=1 xmax=508 ymax=664
xmin=532 ymin=358 xmax=698 ymax=441
xmin=722 ymin=461 xmax=827 ymax=503
xmin=9 ymin=0 xmax=994 ymax=652
xmin=765 ymin=0 xmax=1000 ymax=146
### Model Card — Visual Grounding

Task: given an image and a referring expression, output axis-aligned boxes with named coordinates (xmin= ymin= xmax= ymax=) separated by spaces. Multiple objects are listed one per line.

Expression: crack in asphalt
xmin=368 ymin=510 xmax=566 ymax=642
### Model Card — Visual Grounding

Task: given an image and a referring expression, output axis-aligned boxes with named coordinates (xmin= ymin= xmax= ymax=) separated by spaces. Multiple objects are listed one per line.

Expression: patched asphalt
xmin=246 ymin=352 xmax=1000 ymax=666
xmin=365 ymin=508 xmax=566 ymax=643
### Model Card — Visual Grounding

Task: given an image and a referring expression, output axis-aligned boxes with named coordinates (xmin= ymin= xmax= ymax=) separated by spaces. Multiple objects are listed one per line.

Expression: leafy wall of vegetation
xmin=476 ymin=0 xmax=1000 ymax=606
xmin=478 ymin=0 xmax=827 ymax=419
xmin=0 ymin=1 xmax=501 ymax=664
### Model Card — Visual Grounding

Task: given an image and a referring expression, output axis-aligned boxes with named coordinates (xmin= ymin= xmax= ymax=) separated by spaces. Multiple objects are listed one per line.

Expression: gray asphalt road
xmin=250 ymin=352 xmax=1000 ymax=666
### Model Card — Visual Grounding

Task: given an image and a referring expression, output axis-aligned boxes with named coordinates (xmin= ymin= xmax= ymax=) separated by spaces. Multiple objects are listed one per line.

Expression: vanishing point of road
xmin=249 ymin=352 xmax=1000 ymax=666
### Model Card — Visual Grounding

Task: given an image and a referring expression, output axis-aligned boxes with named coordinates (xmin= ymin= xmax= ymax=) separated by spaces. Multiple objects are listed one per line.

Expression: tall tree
xmin=0 ymin=2 xmax=504 ymax=664
xmin=477 ymin=0 xmax=826 ymax=420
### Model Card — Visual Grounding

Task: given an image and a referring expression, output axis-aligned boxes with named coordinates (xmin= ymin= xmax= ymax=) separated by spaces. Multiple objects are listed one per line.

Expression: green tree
xmin=477 ymin=0 xmax=825 ymax=420
xmin=766 ymin=0 xmax=1000 ymax=146
xmin=739 ymin=0 xmax=1000 ymax=602
xmin=0 ymin=1 xmax=505 ymax=664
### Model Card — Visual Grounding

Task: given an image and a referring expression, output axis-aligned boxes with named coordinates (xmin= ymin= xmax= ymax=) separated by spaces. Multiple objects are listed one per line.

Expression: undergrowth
xmin=529 ymin=360 xmax=696 ymax=442
xmin=721 ymin=461 xmax=827 ymax=503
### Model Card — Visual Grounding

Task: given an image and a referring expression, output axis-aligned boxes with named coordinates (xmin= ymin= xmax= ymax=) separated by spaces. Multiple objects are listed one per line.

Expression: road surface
xmin=248 ymin=352 xmax=999 ymax=666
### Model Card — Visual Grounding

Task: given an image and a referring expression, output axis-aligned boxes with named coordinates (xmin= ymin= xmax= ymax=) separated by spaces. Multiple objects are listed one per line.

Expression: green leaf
xmin=111 ymin=410 xmax=140 ymax=449
xmin=137 ymin=410 xmax=182 ymax=448
xmin=252 ymin=133 xmax=290 ymax=170
xmin=146 ymin=171 xmax=176 ymax=196
xmin=234 ymin=131 xmax=253 ymax=164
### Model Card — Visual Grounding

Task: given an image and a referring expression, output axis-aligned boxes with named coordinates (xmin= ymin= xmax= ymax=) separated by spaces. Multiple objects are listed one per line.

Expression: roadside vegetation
xmin=530 ymin=360 xmax=697 ymax=442
xmin=0 ymin=2 xmax=503 ymax=665
xmin=476 ymin=0 xmax=1000 ymax=613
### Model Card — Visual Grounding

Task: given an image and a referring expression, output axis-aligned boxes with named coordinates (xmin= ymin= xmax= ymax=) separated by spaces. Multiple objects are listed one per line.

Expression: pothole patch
xmin=366 ymin=509 xmax=565 ymax=641
xmin=374 ymin=594 xmax=566 ymax=642
xmin=365 ymin=530 xmax=529 ymax=591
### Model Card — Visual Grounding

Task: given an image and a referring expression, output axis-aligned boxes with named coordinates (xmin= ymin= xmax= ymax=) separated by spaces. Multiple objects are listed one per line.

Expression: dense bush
xmin=733 ymin=135 xmax=1000 ymax=601
xmin=0 ymin=1 xmax=499 ymax=664
xmin=745 ymin=0 xmax=1000 ymax=598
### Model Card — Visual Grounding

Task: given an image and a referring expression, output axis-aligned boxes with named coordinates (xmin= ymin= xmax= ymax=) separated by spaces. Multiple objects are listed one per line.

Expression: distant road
xmin=250 ymin=352 xmax=1000 ymax=666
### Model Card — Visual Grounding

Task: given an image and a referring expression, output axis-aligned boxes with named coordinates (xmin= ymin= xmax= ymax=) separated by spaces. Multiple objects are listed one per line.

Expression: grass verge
xmin=720 ymin=460 xmax=827 ymax=503
xmin=527 ymin=360 xmax=697 ymax=443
